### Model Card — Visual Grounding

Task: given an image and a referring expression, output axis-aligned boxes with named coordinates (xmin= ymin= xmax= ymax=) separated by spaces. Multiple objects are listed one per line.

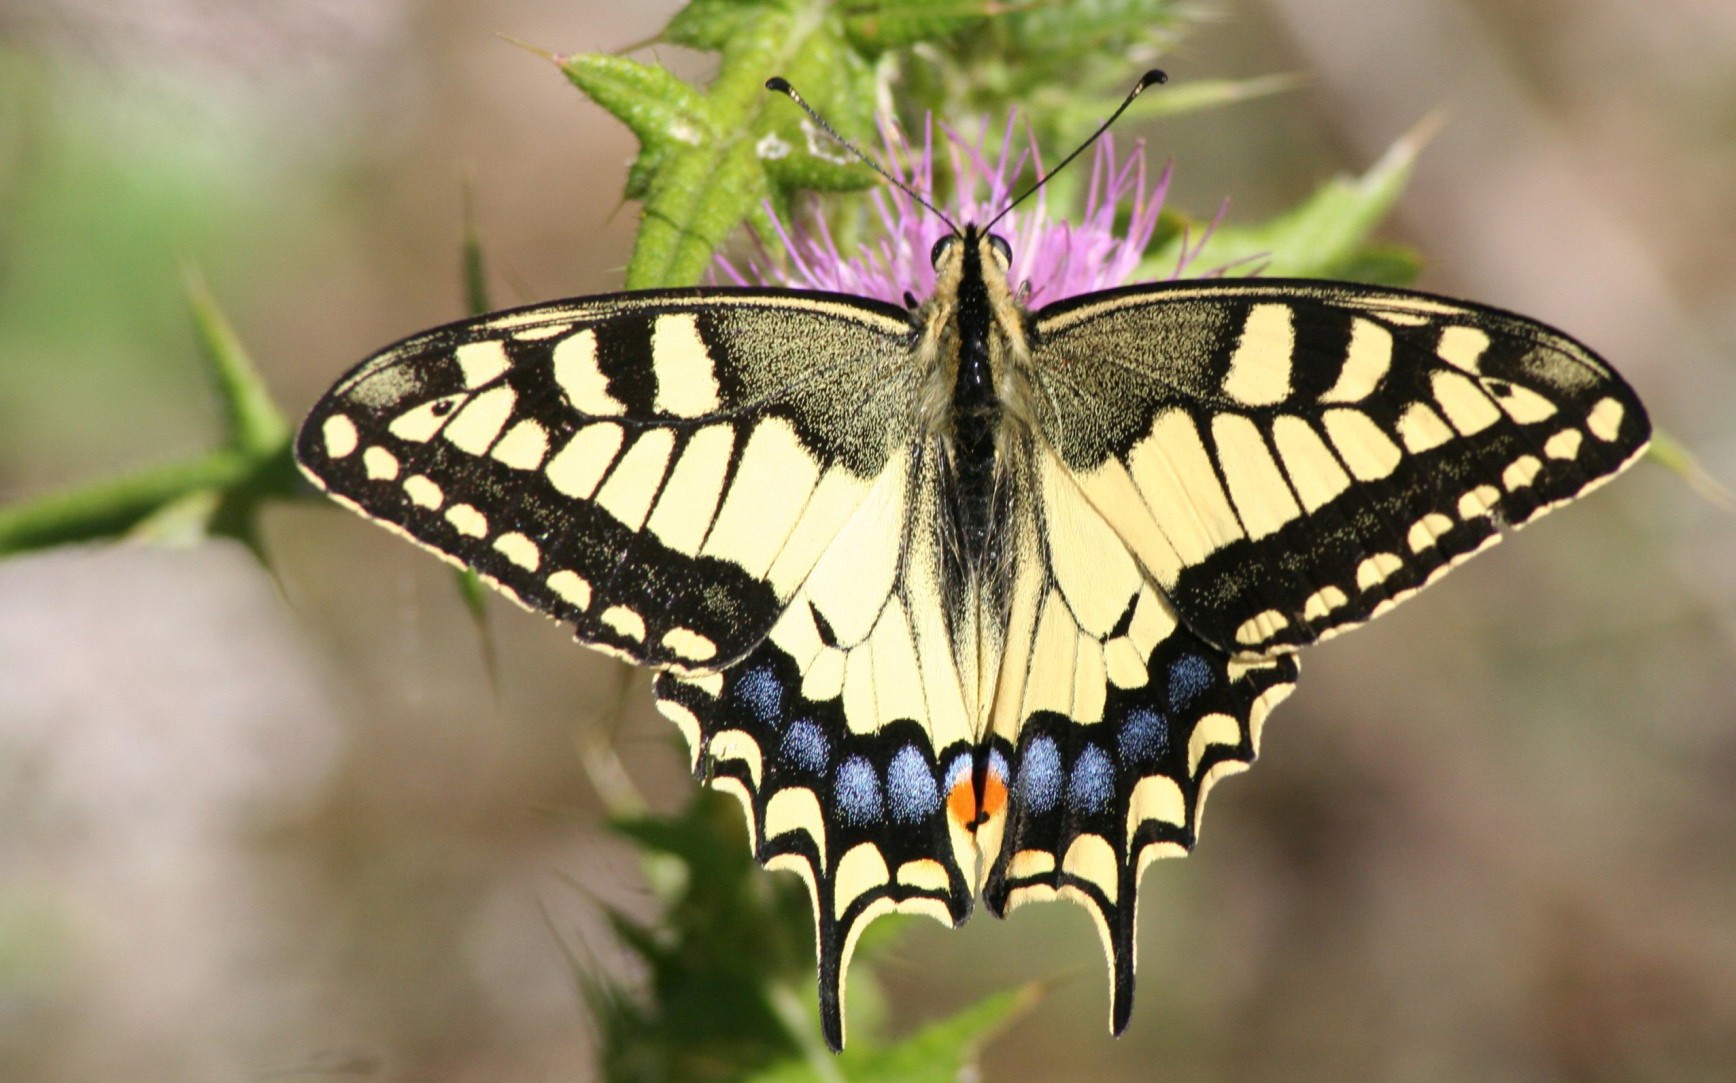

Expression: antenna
xmin=764 ymin=77 xmax=961 ymax=236
xmin=983 ymin=69 xmax=1167 ymax=232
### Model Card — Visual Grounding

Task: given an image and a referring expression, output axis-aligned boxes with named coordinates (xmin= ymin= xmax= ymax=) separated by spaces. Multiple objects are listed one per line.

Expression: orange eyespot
xmin=946 ymin=775 xmax=977 ymax=828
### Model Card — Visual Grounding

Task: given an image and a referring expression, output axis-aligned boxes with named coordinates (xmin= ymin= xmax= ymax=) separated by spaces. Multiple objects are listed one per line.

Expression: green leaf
xmin=0 ymin=450 xmax=250 ymax=556
xmin=0 ymin=276 xmax=297 ymax=560
xmin=185 ymin=266 xmax=287 ymax=459
xmin=584 ymin=792 xmax=819 ymax=1082
xmin=559 ymin=0 xmax=879 ymax=289
xmin=898 ymin=0 xmax=1190 ymax=129
xmin=747 ymin=983 xmax=1040 ymax=1083
xmin=1146 ymin=112 xmax=1440 ymax=281
xmin=1647 ymin=431 xmax=1736 ymax=512
xmin=460 ymin=176 xmax=493 ymax=316
xmin=841 ymin=0 xmax=986 ymax=53
xmin=663 ymin=0 xmax=766 ymax=52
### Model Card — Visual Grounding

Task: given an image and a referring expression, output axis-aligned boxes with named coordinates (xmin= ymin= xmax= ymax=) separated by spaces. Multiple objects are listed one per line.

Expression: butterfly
xmin=295 ymin=74 xmax=1650 ymax=1050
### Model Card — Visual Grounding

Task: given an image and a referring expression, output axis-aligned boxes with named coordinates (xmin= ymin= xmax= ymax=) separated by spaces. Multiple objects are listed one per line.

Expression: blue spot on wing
xmin=886 ymin=745 xmax=940 ymax=823
xmin=1067 ymin=744 xmax=1115 ymax=814
xmin=1118 ymin=707 xmax=1168 ymax=762
xmin=781 ymin=718 xmax=828 ymax=774
xmin=1168 ymin=654 xmax=1215 ymax=713
xmin=735 ymin=667 xmax=783 ymax=726
xmin=835 ymin=756 xmax=883 ymax=825
xmin=1018 ymin=736 xmax=1062 ymax=815
xmin=944 ymin=751 xmax=973 ymax=794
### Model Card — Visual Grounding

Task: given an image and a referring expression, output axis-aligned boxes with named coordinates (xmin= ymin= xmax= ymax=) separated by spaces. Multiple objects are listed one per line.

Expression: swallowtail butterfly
xmin=296 ymin=72 xmax=1649 ymax=1050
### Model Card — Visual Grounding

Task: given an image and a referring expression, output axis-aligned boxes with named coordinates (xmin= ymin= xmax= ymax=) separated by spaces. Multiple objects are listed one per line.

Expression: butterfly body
xmin=298 ymin=216 xmax=1648 ymax=1050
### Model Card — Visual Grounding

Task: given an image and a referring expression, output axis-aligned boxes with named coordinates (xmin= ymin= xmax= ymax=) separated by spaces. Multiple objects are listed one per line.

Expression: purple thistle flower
xmin=719 ymin=115 xmax=1204 ymax=307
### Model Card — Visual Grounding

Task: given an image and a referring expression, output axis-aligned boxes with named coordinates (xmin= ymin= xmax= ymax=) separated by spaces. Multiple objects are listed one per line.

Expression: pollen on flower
xmin=717 ymin=114 xmax=1192 ymax=307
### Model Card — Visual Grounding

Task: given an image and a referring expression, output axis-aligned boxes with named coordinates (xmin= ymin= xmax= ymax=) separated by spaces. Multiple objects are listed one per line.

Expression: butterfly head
xmin=928 ymin=224 xmax=1019 ymax=310
xmin=930 ymin=227 xmax=1013 ymax=275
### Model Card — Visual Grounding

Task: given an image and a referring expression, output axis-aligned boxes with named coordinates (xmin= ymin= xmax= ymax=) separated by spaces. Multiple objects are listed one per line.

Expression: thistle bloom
xmin=720 ymin=115 xmax=1201 ymax=306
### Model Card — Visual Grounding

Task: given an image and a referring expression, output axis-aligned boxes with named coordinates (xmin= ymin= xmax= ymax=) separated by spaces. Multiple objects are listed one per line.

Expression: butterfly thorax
xmin=919 ymin=227 xmax=1037 ymax=596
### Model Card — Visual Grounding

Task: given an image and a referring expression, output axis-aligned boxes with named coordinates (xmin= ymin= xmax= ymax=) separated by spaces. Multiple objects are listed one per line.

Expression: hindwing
xmin=1031 ymin=280 xmax=1651 ymax=656
xmin=652 ymin=442 xmax=985 ymax=1051
xmin=978 ymin=448 xmax=1298 ymax=1034
xmin=297 ymin=289 xmax=915 ymax=672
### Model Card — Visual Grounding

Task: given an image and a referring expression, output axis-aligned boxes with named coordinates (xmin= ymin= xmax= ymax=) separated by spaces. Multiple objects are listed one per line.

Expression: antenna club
xmin=765 ymin=76 xmax=793 ymax=95
xmin=1140 ymin=69 xmax=1169 ymax=90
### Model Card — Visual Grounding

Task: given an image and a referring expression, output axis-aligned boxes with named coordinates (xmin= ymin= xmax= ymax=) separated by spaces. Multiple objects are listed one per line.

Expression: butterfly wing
xmin=1029 ymin=279 xmax=1651 ymax=656
xmin=978 ymin=448 xmax=1298 ymax=1035
xmin=296 ymin=288 xmax=916 ymax=672
xmin=299 ymin=288 xmax=977 ymax=1052
xmin=653 ymin=443 xmax=985 ymax=1052
xmin=976 ymin=278 xmax=1648 ymax=1033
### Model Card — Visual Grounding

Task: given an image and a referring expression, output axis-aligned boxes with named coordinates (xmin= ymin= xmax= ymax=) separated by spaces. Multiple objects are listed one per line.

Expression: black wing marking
xmin=1030 ymin=280 xmax=1650 ymax=656
xmin=296 ymin=289 xmax=914 ymax=672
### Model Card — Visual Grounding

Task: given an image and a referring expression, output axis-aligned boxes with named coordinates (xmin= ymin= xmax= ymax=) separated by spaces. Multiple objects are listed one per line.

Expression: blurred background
xmin=2 ymin=0 xmax=1733 ymax=1078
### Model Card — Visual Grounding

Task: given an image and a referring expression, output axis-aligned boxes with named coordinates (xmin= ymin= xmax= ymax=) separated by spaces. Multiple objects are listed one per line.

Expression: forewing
xmin=1030 ymin=280 xmax=1650 ymax=655
xmin=979 ymin=449 xmax=1299 ymax=1035
xmin=296 ymin=289 xmax=914 ymax=671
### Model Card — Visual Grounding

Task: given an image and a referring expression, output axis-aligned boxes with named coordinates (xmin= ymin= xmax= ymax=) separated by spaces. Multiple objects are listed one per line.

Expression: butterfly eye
xmin=986 ymin=233 xmax=1013 ymax=269
xmin=930 ymin=235 xmax=959 ymax=268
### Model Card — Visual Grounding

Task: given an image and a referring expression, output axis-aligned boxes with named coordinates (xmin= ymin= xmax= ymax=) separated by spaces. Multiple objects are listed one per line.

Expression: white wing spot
xmin=1587 ymin=397 xmax=1625 ymax=441
xmin=1502 ymin=455 xmax=1543 ymax=491
xmin=896 ymin=859 xmax=950 ymax=892
xmin=546 ymin=570 xmax=592 ymax=610
xmin=1322 ymin=408 xmax=1402 ymax=481
xmin=1127 ymin=408 xmax=1244 ymax=562
xmin=492 ymin=532 xmax=540 ymax=570
xmin=552 ymin=329 xmax=624 ymax=415
xmin=1061 ymin=834 xmax=1118 ymax=905
xmin=1545 ymin=429 xmax=1584 ymax=460
xmin=1302 ymin=585 xmax=1348 ymax=621
xmin=1321 ymin=318 xmax=1392 ymax=403
xmin=651 ymin=313 xmax=722 ymax=417
xmin=455 ymin=340 xmax=511 ymax=388
xmin=403 ymin=475 xmax=443 ymax=509
xmin=1436 ymin=325 xmax=1490 ymax=373
xmin=1355 ymin=552 xmax=1403 ymax=591
xmin=1235 ymin=609 xmax=1290 ymax=646
xmin=442 ymin=385 xmax=517 ymax=454
xmin=594 ymin=429 xmax=676 ymax=530
xmin=322 ymin=415 xmax=358 ymax=458
xmin=1396 ymin=402 xmax=1456 ymax=453
xmin=1487 ymin=380 xmax=1558 ymax=424
xmin=1212 ymin=414 xmax=1301 ymax=540
xmin=388 ymin=395 xmax=465 ymax=442
xmin=661 ymin=626 xmax=718 ymax=662
xmin=1222 ymin=303 xmax=1294 ymax=406
xmin=1009 ymin=849 xmax=1056 ymax=879
xmin=1431 ymin=370 xmax=1503 ymax=436
xmin=702 ymin=416 xmax=821 ymax=578
xmin=444 ymin=503 xmax=487 ymax=537
xmin=1407 ymin=513 xmax=1454 ymax=552
xmin=1104 ymin=638 xmax=1146 ymax=689
xmin=1271 ymin=415 xmax=1351 ymax=512
xmin=834 ymin=843 xmax=890 ymax=919
xmin=363 ymin=446 xmax=399 ymax=480
xmin=545 ymin=423 xmax=624 ymax=499
xmin=601 ymin=605 xmax=646 ymax=642
xmin=1457 ymin=485 xmax=1501 ymax=520
xmin=490 ymin=419 xmax=550 ymax=470
xmin=646 ymin=424 xmax=736 ymax=556
xmin=1187 ymin=712 xmax=1242 ymax=776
